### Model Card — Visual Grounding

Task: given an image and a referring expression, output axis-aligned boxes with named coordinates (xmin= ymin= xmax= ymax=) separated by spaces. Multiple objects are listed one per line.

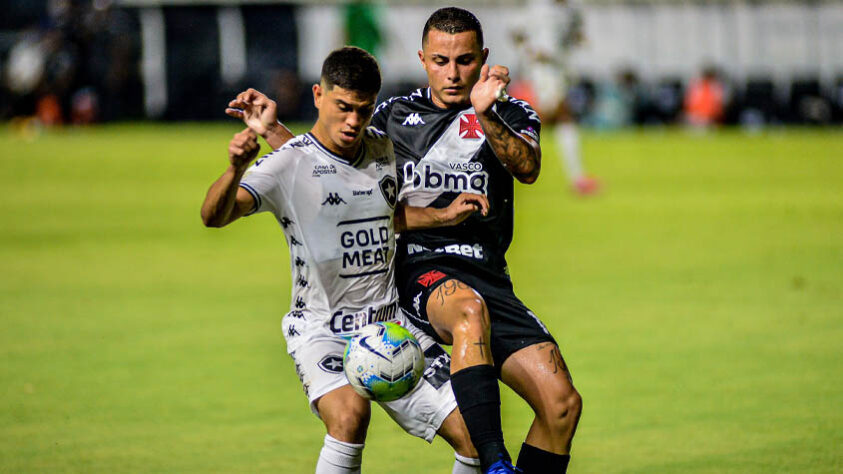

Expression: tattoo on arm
xmin=479 ymin=111 xmax=540 ymax=182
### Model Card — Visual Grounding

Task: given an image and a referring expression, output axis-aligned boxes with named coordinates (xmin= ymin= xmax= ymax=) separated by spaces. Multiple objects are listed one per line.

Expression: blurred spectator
xmin=684 ymin=65 xmax=725 ymax=128
xmin=3 ymin=0 xmax=139 ymax=123
xmin=588 ymin=68 xmax=640 ymax=130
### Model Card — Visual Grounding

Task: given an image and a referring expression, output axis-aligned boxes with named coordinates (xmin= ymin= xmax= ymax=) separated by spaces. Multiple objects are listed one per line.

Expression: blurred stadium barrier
xmin=2 ymin=0 xmax=842 ymax=126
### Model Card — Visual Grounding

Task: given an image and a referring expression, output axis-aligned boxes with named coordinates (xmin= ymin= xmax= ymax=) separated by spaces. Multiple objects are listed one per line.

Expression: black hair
xmin=320 ymin=46 xmax=381 ymax=95
xmin=422 ymin=7 xmax=484 ymax=47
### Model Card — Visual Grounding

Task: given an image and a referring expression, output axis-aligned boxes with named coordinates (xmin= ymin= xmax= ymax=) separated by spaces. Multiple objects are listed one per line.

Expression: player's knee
xmin=543 ymin=388 xmax=582 ymax=433
xmin=325 ymin=406 xmax=370 ymax=443
xmin=451 ymin=297 xmax=489 ymax=338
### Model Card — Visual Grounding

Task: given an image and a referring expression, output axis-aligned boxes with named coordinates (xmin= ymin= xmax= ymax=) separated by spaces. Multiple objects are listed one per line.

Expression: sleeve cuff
xmin=239 ymin=182 xmax=262 ymax=216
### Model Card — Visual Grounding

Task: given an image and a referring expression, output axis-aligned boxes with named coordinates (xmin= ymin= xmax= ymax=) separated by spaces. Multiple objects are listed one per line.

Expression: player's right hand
xmin=229 ymin=128 xmax=260 ymax=170
xmin=441 ymin=192 xmax=490 ymax=226
xmin=225 ymin=88 xmax=277 ymax=137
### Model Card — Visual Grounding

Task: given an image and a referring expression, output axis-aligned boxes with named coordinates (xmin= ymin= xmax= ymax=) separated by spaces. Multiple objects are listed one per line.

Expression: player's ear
xmin=417 ymin=49 xmax=425 ymax=66
xmin=312 ymin=83 xmax=322 ymax=109
xmin=481 ymin=48 xmax=490 ymax=64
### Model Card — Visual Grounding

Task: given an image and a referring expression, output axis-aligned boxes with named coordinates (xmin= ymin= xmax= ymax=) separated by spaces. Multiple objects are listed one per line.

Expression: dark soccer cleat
xmin=485 ymin=456 xmax=523 ymax=474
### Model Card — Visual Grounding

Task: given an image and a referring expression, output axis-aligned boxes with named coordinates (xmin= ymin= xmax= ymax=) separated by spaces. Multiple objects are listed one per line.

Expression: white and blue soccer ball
xmin=343 ymin=322 xmax=424 ymax=402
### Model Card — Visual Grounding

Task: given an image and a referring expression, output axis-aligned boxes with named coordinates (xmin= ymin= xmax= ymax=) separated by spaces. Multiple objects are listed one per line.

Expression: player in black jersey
xmin=226 ymin=9 xmax=582 ymax=474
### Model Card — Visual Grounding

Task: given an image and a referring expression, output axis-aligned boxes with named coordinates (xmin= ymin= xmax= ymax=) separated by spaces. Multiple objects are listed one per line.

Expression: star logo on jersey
xmin=402 ymin=113 xmax=426 ymax=126
xmin=379 ymin=176 xmax=397 ymax=208
xmin=318 ymin=355 xmax=344 ymax=373
xmin=459 ymin=113 xmax=484 ymax=139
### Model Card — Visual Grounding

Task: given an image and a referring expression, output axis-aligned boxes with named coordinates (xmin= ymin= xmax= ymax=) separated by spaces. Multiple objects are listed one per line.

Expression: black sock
xmin=517 ymin=443 xmax=571 ymax=474
xmin=451 ymin=364 xmax=509 ymax=471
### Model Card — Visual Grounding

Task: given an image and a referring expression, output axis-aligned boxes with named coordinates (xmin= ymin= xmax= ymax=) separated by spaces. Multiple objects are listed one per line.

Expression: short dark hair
xmin=422 ymin=7 xmax=484 ymax=48
xmin=320 ymin=46 xmax=381 ymax=95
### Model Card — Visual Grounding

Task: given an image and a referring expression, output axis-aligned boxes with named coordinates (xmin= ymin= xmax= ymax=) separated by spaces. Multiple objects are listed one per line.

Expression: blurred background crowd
xmin=2 ymin=0 xmax=842 ymax=129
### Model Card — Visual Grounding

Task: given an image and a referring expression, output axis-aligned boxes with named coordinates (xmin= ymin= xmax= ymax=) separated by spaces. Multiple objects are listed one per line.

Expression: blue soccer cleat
xmin=485 ymin=457 xmax=523 ymax=474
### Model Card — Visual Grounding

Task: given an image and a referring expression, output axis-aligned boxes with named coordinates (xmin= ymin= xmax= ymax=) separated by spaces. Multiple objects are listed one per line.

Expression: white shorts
xmin=286 ymin=312 xmax=456 ymax=443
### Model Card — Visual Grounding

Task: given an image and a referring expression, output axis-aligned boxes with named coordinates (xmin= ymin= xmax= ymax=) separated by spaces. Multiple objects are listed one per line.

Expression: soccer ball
xmin=343 ymin=322 xmax=424 ymax=402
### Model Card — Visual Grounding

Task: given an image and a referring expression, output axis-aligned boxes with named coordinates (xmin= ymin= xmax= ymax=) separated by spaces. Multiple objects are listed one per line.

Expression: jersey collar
xmin=306 ymin=132 xmax=365 ymax=168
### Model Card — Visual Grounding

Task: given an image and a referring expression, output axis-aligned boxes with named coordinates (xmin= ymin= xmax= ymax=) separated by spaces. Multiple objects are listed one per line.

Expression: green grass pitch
xmin=1 ymin=123 xmax=841 ymax=472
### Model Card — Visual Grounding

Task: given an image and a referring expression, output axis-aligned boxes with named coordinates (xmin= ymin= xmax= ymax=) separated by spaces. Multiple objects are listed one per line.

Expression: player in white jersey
xmin=512 ymin=0 xmax=599 ymax=195
xmin=201 ymin=47 xmax=486 ymax=474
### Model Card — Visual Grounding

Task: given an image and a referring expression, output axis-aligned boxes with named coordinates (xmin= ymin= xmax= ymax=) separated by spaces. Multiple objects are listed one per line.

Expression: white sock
xmin=315 ymin=434 xmax=364 ymax=474
xmin=452 ymin=452 xmax=482 ymax=474
xmin=555 ymin=123 xmax=584 ymax=182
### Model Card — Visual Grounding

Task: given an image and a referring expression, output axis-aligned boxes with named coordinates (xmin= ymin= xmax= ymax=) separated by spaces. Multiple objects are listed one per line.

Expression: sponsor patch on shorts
xmin=417 ymin=270 xmax=447 ymax=288
xmin=318 ymin=355 xmax=344 ymax=373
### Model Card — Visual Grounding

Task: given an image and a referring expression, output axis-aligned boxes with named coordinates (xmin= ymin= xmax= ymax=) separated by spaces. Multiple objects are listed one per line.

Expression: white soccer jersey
xmin=239 ymin=128 xmax=400 ymax=353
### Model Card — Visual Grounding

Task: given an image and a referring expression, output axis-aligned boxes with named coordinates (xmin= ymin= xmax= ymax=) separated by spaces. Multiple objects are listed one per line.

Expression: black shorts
xmin=397 ymin=260 xmax=556 ymax=371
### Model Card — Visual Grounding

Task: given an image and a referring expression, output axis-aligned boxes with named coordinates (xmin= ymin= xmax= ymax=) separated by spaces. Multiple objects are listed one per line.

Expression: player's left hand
xmin=470 ymin=64 xmax=510 ymax=116
xmin=440 ymin=192 xmax=490 ymax=226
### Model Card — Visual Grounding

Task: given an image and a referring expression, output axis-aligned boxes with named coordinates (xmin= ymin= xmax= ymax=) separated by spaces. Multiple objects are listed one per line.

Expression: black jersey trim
xmin=339 ymin=268 xmax=389 ymax=278
xmin=337 ymin=215 xmax=390 ymax=226
xmin=305 ymin=132 xmax=365 ymax=167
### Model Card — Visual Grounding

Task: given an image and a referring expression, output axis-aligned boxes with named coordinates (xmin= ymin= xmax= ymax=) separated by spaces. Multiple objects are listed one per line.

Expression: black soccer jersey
xmin=371 ymin=87 xmax=541 ymax=275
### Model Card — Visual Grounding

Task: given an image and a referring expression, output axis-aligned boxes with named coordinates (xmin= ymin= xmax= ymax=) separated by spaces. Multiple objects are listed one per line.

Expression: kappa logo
xmin=379 ymin=176 xmax=397 ymax=208
xmin=413 ymin=292 xmax=422 ymax=316
xmin=417 ymin=270 xmax=447 ymax=288
xmin=318 ymin=355 xmax=344 ymax=373
xmin=322 ymin=193 xmax=347 ymax=206
xmin=459 ymin=113 xmax=484 ymax=139
xmin=402 ymin=113 xmax=426 ymax=126
xmin=280 ymin=216 xmax=294 ymax=228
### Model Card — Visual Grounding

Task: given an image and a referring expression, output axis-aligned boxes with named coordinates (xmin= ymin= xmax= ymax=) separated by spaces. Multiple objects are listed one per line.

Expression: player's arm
xmin=471 ymin=64 xmax=542 ymax=184
xmin=225 ymin=88 xmax=295 ymax=150
xmin=394 ymin=193 xmax=489 ymax=233
xmin=201 ymin=128 xmax=261 ymax=228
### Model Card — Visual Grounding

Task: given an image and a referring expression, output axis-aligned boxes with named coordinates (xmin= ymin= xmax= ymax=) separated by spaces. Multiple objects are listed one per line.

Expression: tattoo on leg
xmin=473 ymin=337 xmax=487 ymax=358
xmin=432 ymin=280 xmax=471 ymax=306
xmin=547 ymin=346 xmax=568 ymax=375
